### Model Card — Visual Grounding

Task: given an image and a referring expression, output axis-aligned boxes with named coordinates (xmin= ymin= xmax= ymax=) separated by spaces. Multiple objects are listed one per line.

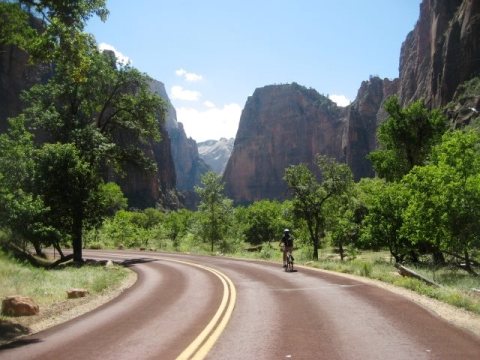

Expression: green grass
xmin=0 ymin=251 xmax=130 ymax=315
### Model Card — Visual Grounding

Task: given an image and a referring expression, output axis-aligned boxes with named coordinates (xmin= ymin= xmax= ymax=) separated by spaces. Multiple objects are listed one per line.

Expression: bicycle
xmin=285 ymin=250 xmax=294 ymax=272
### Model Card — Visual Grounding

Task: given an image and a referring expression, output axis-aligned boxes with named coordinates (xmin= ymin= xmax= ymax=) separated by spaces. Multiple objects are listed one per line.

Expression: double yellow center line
xmin=173 ymin=260 xmax=237 ymax=360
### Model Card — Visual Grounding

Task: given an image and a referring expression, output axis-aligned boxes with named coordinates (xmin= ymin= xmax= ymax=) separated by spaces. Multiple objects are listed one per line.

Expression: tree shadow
xmin=0 ymin=337 xmax=42 ymax=350
xmin=118 ymin=257 xmax=158 ymax=268
xmin=0 ymin=319 xmax=35 ymax=349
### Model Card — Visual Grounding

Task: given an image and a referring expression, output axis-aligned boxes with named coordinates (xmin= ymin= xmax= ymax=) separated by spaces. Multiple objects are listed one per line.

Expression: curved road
xmin=1 ymin=250 xmax=479 ymax=359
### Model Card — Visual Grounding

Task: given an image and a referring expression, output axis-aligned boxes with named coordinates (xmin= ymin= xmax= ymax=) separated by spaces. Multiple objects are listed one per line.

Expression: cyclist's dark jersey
xmin=282 ymin=233 xmax=293 ymax=247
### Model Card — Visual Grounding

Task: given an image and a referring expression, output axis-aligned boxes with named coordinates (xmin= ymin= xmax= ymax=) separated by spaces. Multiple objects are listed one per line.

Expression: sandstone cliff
xmin=0 ymin=44 xmax=180 ymax=209
xmin=223 ymin=83 xmax=346 ymax=203
xmin=149 ymin=80 xmax=210 ymax=209
xmin=343 ymin=77 xmax=399 ymax=180
xmin=398 ymin=0 xmax=480 ymax=108
xmin=0 ymin=44 xmax=50 ymax=132
xmin=224 ymin=0 xmax=479 ymax=203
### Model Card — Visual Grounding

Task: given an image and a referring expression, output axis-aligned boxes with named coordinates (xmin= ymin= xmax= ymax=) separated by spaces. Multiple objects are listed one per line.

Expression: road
xmin=1 ymin=250 xmax=479 ymax=359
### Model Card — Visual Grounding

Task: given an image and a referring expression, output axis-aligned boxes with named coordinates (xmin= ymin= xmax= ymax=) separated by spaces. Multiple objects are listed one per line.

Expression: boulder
xmin=2 ymin=296 xmax=39 ymax=316
xmin=67 ymin=288 xmax=89 ymax=299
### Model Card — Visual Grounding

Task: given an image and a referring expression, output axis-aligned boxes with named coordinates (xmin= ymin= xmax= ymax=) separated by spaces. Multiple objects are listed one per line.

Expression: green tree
xmin=91 ymin=182 xmax=128 ymax=218
xmin=0 ymin=117 xmax=51 ymax=256
xmin=195 ymin=172 xmax=233 ymax=252
xmin=164 ymin=209 xmax=193 ymax=250
xmin=284 ymin=155 xmax=353 ymax=260
xmin=368 ymin=96 xmax=447 ymax=181
xmin=0 ymin=2 xmax=36 ymax=50
xmin=243 ymin=200 xmax=287 ymax=246
xmin=403 ymin=130 xmax=480 ymax=273
xmin=1 ymin=1 xmax=165 ymax=262
xmin=326 ymin=185 xmax=364 ymax=261
xmin=360 ymin=180 xmax=412 ymax=262
xmin=34 ymin=143 xmax=96 ymax=258
xmin=24 ymin=55 xmax=162 ymax=263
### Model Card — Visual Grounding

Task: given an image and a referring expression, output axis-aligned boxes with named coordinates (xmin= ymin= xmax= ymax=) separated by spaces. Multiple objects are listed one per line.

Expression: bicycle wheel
xmin=286 ymin=254 xmax=294 ymax=272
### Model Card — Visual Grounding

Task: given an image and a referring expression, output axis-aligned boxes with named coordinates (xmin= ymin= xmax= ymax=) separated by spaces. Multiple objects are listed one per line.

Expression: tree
xmin=1 ymin=1 xmax=165 ymax=262
xmin=326 ymin=186 xmax=364 ymax=261
xmin=242 ymin=200 xmax=287 ymax=246
xmin=0 ymin=117 xmax=51 ymax=256
xmin=0 ymin=2 xmax=36 ymax=50
xmin=28 ymin=56 xmax=163 ymax=262
xmin=368 ymin=96 xmax=448 ymax=181
xmin=402 ymin=130 xmax=480 ymax=273
xmin=195 ymin=172 xmax=233 ymax=252
xmin=284 ymin=155 xmax=353 ymax=260
xmin=359 ymin=180 xmax=412 ymax=263
xmin=164 ymin=209 xmax=193 ymax=250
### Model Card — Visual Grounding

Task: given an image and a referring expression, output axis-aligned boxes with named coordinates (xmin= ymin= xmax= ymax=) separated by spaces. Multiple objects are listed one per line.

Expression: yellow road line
xmin=170 ymin=260 xmax=237 ymax=360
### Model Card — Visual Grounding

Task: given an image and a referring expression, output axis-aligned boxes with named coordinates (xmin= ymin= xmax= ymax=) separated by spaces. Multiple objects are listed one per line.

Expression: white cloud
xmin=170 ymin=85 xmax=201 ymax=101
xmin=204 ymin=100 xmax=215 ymax=108
xmin=328 ymin=94 xmax=351 ymax=107
xmin=175 ymin=68 xmax=203 ymax=82
xmin=98 ymin=42 xmax=131 ymax=66
xmin=176 ymin=103 xmax=242 ymax=142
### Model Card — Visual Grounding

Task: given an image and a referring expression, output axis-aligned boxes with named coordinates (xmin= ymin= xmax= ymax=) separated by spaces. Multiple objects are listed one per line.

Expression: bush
xmin=259 ymin=244 xmax=275 ymax=259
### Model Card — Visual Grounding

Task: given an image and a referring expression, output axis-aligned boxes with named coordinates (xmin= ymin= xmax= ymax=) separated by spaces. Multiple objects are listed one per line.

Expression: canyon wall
xmin=223 ymin=0 xmax=479 ymax=203
xmin=223 ymin=83 xmax=346 ymax=203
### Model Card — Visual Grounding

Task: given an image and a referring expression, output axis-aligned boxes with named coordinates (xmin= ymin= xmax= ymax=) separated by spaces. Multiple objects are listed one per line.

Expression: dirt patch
xmin=0 ymin=269 xmax=137 ymax=346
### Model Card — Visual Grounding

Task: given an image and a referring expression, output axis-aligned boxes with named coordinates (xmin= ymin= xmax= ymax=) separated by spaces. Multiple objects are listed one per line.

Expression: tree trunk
xmin=32 ymin=241 xmax=44 ymax=257
xmin=432 ymin=248 xmax=445 ymax=265
xmin=47 ymin=253 xmax=74 ymax=269
xmin=312 ymin=236 xmax=319 ymax=261
xmin=53 ymin=242 xmax=65 ymax=258
xmin=72 ymin=207 xmax=84 ymax=263
xmin=463 ymin=249 xmax=478 ymax=276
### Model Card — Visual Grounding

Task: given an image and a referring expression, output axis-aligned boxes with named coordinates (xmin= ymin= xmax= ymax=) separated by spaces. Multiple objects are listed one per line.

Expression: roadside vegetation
xmin=0 ymin=0 xmax=479 ymax=323
xmin=0 ymin=249 xmax=129 ymax=309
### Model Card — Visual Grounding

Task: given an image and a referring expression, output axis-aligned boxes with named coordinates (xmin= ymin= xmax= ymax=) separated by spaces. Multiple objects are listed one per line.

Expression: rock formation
xmin=198 ymin=138 xmax=234 ymax=175
xmin=397 ymin=0 xmax=480 ymax=108
xmin=149 ymin=80 xmax=210 ymax=209
xmin=224 ymin=0 xmax=479 ymax=203
xmin=0 ymin=44 xmax=180 ymax=209
xmin=343 ymin=77 xmax=399 ymax=180
xmin=0 ymin=44 xmax=50 ymax=133
xmin=223 ymin=83 xmax=346 ymax=203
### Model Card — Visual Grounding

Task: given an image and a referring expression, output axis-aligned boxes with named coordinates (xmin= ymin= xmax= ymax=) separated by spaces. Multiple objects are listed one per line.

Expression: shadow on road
xmin=0 ymin=320 xmax=40 ymax=350
xmin=118 ymin=257 xmax=158 ymax=268
xmin=0 ymin=337 xmax=42 ymax=351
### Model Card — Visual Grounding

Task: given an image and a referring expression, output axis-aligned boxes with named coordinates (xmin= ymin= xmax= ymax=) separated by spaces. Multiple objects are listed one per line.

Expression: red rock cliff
xmin=0 ymin=45 xmax=180 ymax=209
xmin=398 ymin=0 xmax=480 ymax=108
xmin=343 ymin=77 xmax=399 ymax=180
xmin=223 ymin=83 xmax=346 ymax=203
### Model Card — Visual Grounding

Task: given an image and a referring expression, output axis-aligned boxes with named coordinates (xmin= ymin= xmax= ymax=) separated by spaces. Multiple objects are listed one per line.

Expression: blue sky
xmin=86 ymin=0 xmax=421 ymax=141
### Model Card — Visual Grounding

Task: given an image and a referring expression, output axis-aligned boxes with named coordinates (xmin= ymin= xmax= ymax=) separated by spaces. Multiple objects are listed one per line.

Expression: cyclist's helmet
xmin=284 ymin=229 xmax=289 ymax=233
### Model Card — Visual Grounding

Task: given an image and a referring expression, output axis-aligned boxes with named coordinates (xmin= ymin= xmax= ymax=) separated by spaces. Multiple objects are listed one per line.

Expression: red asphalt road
xmin=1 ymin=250 xmax=480 ymax=359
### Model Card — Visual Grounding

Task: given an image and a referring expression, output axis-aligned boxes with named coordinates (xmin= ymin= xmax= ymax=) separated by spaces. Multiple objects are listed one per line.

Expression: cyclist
xmin=280 ymin=229 xmax=294 ymax=268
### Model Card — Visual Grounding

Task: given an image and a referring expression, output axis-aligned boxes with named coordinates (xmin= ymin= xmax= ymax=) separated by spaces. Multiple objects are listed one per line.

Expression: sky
xmin=86 ymin=0 xmax=421 ymax=142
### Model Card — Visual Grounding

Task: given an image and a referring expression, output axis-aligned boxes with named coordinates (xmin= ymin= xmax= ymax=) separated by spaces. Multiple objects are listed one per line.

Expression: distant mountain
xmin=223 ymin=83 xmax=347 ymax=204
xmin=198 ymin=138 xmax=234 ymax=175
xmin=223 ymin=0 xmax=480 ymax=204
xmin=149 ymin=80 xmax=210 ymax=209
